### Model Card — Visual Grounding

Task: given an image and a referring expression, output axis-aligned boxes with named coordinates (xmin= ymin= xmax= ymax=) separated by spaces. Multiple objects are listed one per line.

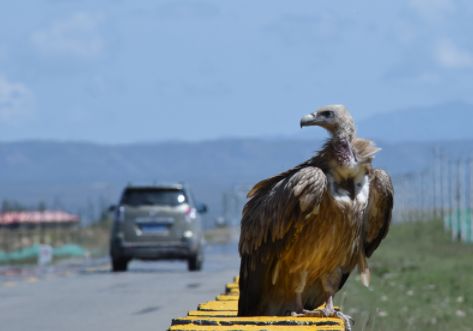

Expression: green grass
xmin=335 ymin=220 xmax=473 ymax=331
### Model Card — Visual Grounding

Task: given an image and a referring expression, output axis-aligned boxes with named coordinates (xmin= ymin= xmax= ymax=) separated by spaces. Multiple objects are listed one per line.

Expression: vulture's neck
xmin=329 ymin=131 xmax=356 ymax=169
xmin=324 ymin=132 xmax=369 ymax=202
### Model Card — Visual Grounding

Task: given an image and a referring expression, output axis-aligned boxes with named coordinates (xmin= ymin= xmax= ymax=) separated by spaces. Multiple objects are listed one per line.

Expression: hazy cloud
xmin=0 ymin=75 xmax=34 ymax=123
xmin=31 ymin=12 xmax=104 ymax=58
xmin=434 ymin=39 xmax=473 ymax=69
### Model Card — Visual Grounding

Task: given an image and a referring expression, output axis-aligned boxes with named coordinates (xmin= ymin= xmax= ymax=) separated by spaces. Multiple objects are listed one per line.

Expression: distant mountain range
xmin=1 ymin=136 xmax=472 ymax=226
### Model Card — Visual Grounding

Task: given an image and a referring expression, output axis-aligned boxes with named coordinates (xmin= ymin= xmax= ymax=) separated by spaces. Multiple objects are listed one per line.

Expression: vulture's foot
xmin=291 ymin=307 xmax=336 ymax=317
xmin=334 ymin=310 xmax=353 ymax=331
xmin=291 ymin=308 xmax=353 ymax=331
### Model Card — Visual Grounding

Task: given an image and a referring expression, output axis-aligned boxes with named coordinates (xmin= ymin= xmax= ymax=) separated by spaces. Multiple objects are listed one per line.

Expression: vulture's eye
xmin=319 ymin=111 xmax=333 ymax=118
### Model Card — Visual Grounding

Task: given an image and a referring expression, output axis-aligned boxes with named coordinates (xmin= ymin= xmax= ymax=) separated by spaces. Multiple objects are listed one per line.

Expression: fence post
xmin=465 ymin=157 xmax=473 ymax=242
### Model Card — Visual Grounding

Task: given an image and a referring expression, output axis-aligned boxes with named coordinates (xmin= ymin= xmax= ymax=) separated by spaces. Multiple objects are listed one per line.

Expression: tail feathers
xmin=360 ymin=268 xmax=371 ymax=287
xmin=238 ymin=255 xmax=263 ymax=316
xmin=358 ymin=254 xmax=370 ymax=288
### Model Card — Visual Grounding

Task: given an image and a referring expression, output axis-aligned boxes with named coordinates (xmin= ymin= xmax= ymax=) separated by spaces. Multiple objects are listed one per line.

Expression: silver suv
xmin=109 ymin=184 xmax=206 ymax=272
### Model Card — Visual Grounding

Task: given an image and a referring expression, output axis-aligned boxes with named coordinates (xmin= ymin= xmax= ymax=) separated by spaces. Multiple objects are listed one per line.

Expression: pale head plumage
xmin=300 ymin=104 xmax=356 ymax=140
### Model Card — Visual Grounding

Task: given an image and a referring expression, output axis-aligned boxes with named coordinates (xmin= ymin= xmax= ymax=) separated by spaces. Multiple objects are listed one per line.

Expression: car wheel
xmin=112 ymin=257 xmax=129 ymax=272
xmin=187 ymin=249 xmax=203 ymax=272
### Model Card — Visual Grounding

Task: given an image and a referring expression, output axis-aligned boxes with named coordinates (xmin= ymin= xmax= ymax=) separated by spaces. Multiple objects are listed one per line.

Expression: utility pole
xmin=466 ymin=158 xmax=473 ymax=242
xmin=455 ymin=160 xmax=462 ymax=241
xmin=447 ymin=160 xmax=454 ymax=231
xmin=439 ymin=152 xmax=445 ymax=221
xmin=419 ymin=171 xmax=427 ymax=221
xmin=432 ymin=148 xmax=438 ymax=219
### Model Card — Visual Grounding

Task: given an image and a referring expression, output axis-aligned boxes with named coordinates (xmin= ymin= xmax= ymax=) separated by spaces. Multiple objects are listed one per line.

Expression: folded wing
xmin=363 ymin=169 xmax=394 ymax=258
xmin=238 ymin=164 xmax=327 ymax=315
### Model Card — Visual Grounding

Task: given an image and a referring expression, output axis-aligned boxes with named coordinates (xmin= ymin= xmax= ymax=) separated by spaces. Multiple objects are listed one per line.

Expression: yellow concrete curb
xmin=215 ymin=294 xmax=238 ymax=301
xmin=168 ymin=279 xmax=346 ymax=331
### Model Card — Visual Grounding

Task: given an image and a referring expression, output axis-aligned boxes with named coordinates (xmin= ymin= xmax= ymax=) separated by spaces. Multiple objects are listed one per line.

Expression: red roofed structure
xmin=0 ymin=211 xmax=79 ymax=226
xmin=0 ymin=210 xmax=80 ymax=252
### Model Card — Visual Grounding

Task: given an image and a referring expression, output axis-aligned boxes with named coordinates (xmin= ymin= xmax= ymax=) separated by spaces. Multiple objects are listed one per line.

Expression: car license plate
xmin=136 ymin=216 xmax=173 ymax=224
xmin=139 ymin=224 xmax=169 ymax=234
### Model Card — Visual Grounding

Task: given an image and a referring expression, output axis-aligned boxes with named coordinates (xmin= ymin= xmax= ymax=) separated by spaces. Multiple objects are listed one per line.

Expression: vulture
xmin=238 ymin=105 xmax=393 ymax=329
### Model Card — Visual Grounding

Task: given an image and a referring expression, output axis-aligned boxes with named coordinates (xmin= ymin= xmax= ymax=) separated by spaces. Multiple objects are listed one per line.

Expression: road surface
xmin=0 ymin=243 xmax=239 ymax=331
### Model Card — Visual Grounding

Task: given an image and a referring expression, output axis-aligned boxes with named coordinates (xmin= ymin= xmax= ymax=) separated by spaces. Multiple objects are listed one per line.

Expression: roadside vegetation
xmin=336 ymin=220 xmax=473 ymax=331
xmin=78 ymin=217 xmax=111 ymax=257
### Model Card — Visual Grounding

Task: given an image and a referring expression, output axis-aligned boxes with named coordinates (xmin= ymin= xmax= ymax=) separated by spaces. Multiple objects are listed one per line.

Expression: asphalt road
xmin=0 ymin=243 xmax=240 ymax=331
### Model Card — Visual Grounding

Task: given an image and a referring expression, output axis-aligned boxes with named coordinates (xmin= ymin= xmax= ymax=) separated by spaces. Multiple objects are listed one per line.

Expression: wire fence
xmin=393 ymin=151 xmax=473 ymax=243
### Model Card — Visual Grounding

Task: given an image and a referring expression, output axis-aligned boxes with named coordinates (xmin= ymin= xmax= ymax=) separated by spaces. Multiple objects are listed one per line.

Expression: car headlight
xmin=183 ymin=230 xmax=193 ymax=239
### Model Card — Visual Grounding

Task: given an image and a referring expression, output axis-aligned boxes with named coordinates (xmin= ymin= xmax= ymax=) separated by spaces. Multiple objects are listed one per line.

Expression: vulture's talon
xmin=294 ymin=308 xmax=353 ymax=331
xmin=311 ymin=308 xmax=329 ymax=317
xmin=292 ymin=308 xmax=331 ymax=317
xmin=335 ymin=311 xmax=354 ymax=331
xmin=290 ymin=311 xmax=303 ymax=317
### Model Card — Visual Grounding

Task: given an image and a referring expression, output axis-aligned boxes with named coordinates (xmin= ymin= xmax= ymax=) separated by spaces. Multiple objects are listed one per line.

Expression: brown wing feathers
xmin=238 ymin=164 xmax=327 ymax=316
xmin=363 ymin=169 xmax=394 ymax=257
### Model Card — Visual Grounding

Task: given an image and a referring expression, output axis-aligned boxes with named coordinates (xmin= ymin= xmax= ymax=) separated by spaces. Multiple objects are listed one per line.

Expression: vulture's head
xmin=300 ymin=104 xmax=356 ymax=140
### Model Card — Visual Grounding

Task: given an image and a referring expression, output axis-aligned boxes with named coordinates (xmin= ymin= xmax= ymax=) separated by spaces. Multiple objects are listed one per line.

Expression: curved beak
xmin=300 ymin=113 xmax=319 ymax=128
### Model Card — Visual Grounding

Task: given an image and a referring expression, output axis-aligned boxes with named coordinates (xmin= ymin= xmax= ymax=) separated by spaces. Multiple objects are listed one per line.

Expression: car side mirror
xmin=196 ymin=203 xmax=208 ymax=214
xmin=108 ymin=204 xmax=117 ymax=212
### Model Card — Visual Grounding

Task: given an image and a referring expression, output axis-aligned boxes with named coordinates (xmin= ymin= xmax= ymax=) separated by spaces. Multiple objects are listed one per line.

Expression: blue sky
xmin=0 ymin=0 xmax=472 ymax=143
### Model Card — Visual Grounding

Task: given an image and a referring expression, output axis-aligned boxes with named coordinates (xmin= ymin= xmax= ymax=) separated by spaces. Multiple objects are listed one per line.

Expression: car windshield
xmin=120 ymin=188 xmax=187 ymax=207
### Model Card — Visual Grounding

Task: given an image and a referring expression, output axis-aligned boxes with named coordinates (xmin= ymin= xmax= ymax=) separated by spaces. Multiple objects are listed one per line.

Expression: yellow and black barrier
xmin=168 ymin=277 xmax=346 ymax=331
